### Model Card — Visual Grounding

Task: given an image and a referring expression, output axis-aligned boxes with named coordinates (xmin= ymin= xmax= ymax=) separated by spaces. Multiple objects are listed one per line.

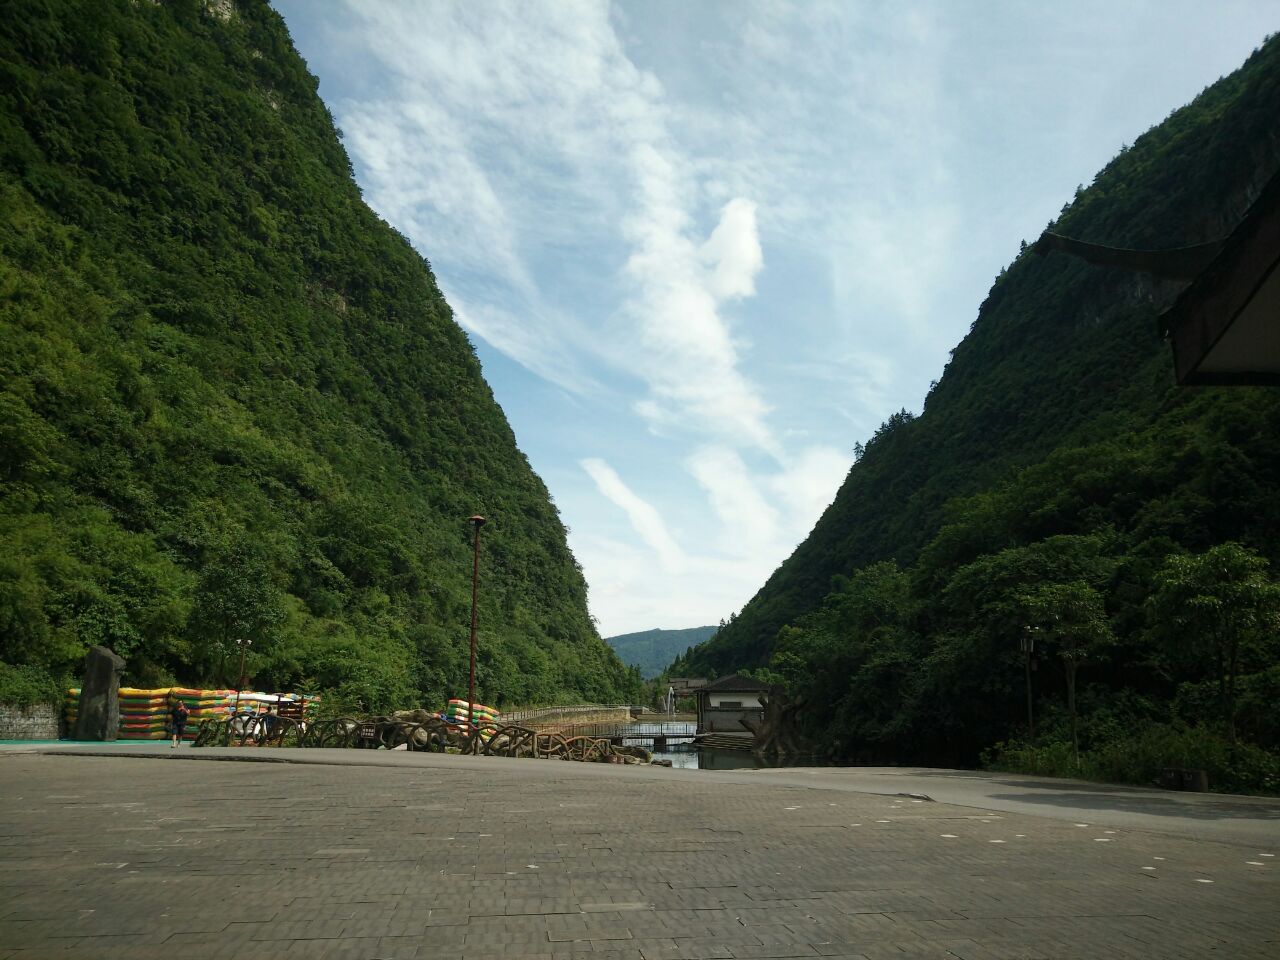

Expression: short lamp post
xmin=1019 ymin=626 xmax=1036 ymax=741
xmin=467 ymin=515 xmax=486 ymax=743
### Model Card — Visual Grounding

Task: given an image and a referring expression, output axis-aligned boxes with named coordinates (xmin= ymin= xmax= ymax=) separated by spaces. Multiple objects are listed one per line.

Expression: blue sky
xmin=273 ymin=1 xmax=1276 ymax=637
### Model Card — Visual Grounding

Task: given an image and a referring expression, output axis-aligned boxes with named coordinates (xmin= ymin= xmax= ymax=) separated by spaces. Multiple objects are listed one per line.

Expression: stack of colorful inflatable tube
xmin=439 ymin=698 xmax=500 ymax=734
xmin=61 ymin=687 xmax=316 ymax=740
xmin=63 ymin=687 xmax=81 ymax=731
xmin=119 ymin=687 xmax=240 ymax=741
xmin=230 ymin=690 xmax=297 ymax=714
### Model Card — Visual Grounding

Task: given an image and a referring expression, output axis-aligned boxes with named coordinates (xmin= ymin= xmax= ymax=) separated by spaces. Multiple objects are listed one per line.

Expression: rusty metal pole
xmin=234 ymin=638 xmax=249 ymax=715
xmin=467 ymin=515 xmax=486 ymax=746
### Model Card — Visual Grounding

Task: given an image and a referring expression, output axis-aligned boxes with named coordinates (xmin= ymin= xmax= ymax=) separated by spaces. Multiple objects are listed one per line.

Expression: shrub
xmin=984 ymin=723 xmax=1280 ymax=795
xmin=981 ymin=739 xmax=1082 ymax=780
xmin=0 ymin=662 xmax=62 ymax=707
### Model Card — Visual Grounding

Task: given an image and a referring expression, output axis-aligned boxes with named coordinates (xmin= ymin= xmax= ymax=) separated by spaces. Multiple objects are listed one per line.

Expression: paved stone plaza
xmin=0 ymin=750 xmax=1276 ymax=959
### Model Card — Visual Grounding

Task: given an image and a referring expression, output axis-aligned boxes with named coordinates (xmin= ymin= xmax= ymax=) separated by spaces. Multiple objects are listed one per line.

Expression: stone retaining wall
xmin=0 ymin=702 xmax=61 ymax=740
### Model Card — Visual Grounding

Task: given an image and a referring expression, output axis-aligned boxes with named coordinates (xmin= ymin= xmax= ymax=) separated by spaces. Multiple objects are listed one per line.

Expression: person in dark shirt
xmin=169 ymin=696 xmax=190 ymax=748
xmin=261 ymin=705 xmax=278 ymax=741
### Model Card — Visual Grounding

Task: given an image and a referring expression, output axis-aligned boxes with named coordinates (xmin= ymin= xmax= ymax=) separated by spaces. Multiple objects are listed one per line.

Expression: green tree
xmin=1020 ymin=581 xmax=1114 ymax=764
xmin=768 ymin=562 xmax=915 ymax=752
xmin=1152 ymin=543 xmax=1280 ymax=745
xmin=189 ymin=537 xmax=284 ymax=686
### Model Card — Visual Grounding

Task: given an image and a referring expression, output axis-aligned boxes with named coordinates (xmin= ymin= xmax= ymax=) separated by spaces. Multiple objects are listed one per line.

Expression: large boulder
xmin=73 ymin=646 xmax=125 ymax=741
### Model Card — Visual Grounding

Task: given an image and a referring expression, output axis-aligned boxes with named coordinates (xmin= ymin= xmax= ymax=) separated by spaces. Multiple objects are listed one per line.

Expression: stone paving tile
xmin=655 ymin=942 xmax=736 ymax=960
xmin=1 ymin=752 xmax=1278 ymax=960
xmin=319 ymin=938 xmax=415 ymax=960
xmin=727 ymin=943 xmax=819 ymax=958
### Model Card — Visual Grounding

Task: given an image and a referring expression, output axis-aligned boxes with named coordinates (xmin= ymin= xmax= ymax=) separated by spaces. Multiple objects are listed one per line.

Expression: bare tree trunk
xmin=214 ymin=628 xmax=229 ymax=687
xmin=1226 ymin=637 xmax=1239 ymax=747
xmin=1214 ymin=636 xmax=1226 ymax=732
xmin=1066 ymin=661 xmax=1079 ymax=767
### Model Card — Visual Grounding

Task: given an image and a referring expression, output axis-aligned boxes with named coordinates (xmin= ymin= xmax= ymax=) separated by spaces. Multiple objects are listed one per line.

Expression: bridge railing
xmin=557 ymin=720 xmax=696 ymax=741
xmin=500 ymin=704 xmax=635 ymax=730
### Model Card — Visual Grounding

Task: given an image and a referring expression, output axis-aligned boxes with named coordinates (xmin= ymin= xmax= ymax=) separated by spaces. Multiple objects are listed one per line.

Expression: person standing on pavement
xmin=261 ymin=705 xmax=277 ymax=741
xmin=169 ymin=695 xmax=190 ymax=748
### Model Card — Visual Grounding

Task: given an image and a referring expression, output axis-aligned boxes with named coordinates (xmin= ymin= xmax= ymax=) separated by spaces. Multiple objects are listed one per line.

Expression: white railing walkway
xmin=499 ymin=704 xmax=636 ymax=729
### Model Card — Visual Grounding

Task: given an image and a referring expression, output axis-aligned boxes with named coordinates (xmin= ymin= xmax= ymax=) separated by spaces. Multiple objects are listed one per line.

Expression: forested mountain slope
xmin=606 ymin=625 xmax=717 ymax=679
xmin=671 ymin=36 xmax=1280 ymax=785
xmin=0 ymin=0 xmax=639 ymax=709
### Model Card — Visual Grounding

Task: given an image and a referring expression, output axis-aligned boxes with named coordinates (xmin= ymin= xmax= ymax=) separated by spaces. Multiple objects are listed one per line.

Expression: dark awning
xmin=1157 ymin=170 xmax=1280 ymax=385
xmin=1033 ymin=168 xmax=1280 ymax=386
xmin=1031 ymin=232 xmax=1223 ymax=280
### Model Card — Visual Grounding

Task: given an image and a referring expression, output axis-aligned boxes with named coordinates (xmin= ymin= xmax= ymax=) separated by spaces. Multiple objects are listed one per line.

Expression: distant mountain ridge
xmin=606 ymin=626 xmax=718 ymax=678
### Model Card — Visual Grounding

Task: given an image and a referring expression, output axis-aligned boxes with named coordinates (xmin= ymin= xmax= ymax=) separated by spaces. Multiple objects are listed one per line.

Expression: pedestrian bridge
xmin=553 ymin=720 xmax=697 ymax=744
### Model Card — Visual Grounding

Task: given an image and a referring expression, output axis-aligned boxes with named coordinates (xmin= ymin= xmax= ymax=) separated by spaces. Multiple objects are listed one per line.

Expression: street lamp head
xmin=469 ymin=515 xmax=487 ymax=527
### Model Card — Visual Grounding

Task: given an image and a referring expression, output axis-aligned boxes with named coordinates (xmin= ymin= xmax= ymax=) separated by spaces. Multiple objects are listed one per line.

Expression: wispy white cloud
xmin=448 ymin=296 xmax=600 ymax=396
xmin=580 ymin=443 xmax=849 ymax=634
xmin=340 ymin=95 xmax=537 ymax=303
xmin=610 ymin=120 xmax=775 ymax=452
xmin=336 ymin=0 xmax=777 ymax=452
xmin=568 ymin=530 xmax=768 ymax=636
xmin=687 ymin=446 xmax=778 ymax=553
xmin=615 ymin=189 xmax=776 ymax=454
xmin=701 ymin=198 xmax=764 ymax=302
xmin=581 ymin=458 xmax=686 ymax=573
xmin=764 ymin=446 xmax=852 ymax=533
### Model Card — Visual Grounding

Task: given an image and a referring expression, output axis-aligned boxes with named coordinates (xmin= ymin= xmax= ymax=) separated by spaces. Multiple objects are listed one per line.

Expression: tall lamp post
xmin=1020 ymin=626 xmax=1036 ymax=741
xmin=467 ymin=515 xmax=486 ymax=741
